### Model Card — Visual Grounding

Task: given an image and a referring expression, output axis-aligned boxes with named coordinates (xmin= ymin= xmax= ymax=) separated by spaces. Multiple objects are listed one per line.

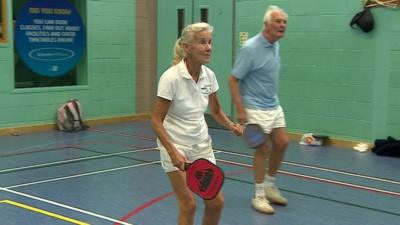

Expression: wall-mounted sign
xmin=239 ymin=32 xmax=249 ymax=46
xmin=15 ymin=0 xmax=85 ymax=77
xmin=239 ymin=32 xmax=248 ymax=46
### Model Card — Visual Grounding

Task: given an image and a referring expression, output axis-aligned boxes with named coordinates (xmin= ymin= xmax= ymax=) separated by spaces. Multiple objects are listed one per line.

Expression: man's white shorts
xmin=158 ymin=135 xmax=216 ymax=173
xmin=246 ymin=106 xmax=286 ymax=134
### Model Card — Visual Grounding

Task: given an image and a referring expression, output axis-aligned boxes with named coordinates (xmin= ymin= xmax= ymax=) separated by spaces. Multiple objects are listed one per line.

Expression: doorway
xmin=157 ymin=0 xmax=234 ymax=116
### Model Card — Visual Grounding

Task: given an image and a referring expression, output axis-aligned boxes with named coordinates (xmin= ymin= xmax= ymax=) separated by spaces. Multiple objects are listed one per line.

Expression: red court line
xmin=113 ymin=192 xmax=174 ymax=225
xmin=90 ymin=128 xmax=399 ymax=219
xmin=280 ymin=170 xmax=400 ymax=197
xmin=218 ymin=159 xmax=400 ymax=197
xmin=88 ymin=128 xmax=155 ymax=141
xmin=113 ymin=166 xmax=252 ymax=224
xmin=112 ymin=158 xmax=399 ymax=225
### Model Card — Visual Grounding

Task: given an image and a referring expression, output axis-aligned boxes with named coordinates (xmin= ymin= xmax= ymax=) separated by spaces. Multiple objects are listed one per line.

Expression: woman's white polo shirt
xmin=157 ymin=60 xmax=219 ymax=145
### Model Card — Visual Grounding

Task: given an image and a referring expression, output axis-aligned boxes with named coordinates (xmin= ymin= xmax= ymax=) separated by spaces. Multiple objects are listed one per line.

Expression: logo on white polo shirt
xmin=200 ymin=85 xmax=212 ymax=94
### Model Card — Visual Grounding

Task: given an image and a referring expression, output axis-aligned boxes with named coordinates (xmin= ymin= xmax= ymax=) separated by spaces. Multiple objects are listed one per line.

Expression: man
xmin=228 ymin=5 xmax=289 ymax=214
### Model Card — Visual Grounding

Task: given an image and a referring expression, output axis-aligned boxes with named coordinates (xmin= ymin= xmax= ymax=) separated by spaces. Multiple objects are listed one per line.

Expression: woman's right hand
xmin=170 ymin=150 xmax=187 ymax=171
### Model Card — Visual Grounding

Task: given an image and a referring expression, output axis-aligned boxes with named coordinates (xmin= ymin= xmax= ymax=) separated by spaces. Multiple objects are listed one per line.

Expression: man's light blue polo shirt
xmin=231 ymin=33 xmax=281 ymax=109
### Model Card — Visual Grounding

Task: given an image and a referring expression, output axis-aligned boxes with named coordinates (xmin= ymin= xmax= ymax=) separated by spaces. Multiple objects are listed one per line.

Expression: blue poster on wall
xmin=15 ymin=0 xmax=85 ymax=77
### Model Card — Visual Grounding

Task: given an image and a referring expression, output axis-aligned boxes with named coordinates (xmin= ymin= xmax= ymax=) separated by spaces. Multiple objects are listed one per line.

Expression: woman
xmin=151 ymin=22 xmax=242 ymax=225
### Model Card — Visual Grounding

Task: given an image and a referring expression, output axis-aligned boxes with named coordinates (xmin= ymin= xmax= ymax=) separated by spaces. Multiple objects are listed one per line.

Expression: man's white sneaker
xmin=251 ymin=196 xmax=274 ymax=214
xmin=265 ymin=186 xmax=288 ymax=205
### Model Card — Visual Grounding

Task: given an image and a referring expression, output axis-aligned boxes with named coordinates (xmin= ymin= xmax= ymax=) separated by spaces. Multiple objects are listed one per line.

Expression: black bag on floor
xmin=372 ymin=136 xmax=400 ymax=157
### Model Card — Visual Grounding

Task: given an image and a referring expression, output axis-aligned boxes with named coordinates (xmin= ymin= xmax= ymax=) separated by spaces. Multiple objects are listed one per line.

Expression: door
xmin=157 ymin=0 xmax=234 ymax=116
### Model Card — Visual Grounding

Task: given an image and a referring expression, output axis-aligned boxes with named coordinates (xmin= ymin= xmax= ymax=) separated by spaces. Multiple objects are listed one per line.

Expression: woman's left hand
xmin=229 ymin=123 xmax=243 ymax=136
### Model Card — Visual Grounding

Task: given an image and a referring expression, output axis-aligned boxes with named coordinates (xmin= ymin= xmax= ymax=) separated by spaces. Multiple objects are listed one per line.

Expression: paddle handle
xmin=184 ymin=162 xmax=191 ymax=171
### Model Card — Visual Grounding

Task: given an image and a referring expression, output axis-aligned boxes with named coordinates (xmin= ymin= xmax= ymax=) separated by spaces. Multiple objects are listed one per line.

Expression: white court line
xmin=282 ymin=161 xmax=400 ymax=185
xmin=216 ymin=149 xmax=400 ymax=185
xmin=0 ymin=148 xmax=157 ymax=174
xmin=0 ymin=160 xmax=160 ymax=225
xmin=218 ymin=159 xmax=400 ymax=197
xmin=5 ymin=161 xmax=160 ymax=189
xmin=1 ymin=188 xmax=134 ymax=225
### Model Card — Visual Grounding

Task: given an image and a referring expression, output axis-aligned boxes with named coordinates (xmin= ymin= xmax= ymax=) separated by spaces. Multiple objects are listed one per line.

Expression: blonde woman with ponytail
xmin=151 ymin=22 xmax=242 ymax=225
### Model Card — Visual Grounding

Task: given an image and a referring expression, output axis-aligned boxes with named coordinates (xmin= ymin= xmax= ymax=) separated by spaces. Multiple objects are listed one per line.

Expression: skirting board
xmin=0 ymin=114 xmax=150 ymax=137
xmin=0 ymin=113 xmax=370 ymax=150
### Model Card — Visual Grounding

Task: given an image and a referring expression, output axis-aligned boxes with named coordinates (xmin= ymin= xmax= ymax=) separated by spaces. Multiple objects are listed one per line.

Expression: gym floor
xmin=1 ymin=120 xmax=399 ymax=225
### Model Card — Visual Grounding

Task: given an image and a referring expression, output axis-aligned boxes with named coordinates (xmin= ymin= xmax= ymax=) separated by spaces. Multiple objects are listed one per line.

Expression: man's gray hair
xmin=263 ymin=5 xmax=288 ymax=24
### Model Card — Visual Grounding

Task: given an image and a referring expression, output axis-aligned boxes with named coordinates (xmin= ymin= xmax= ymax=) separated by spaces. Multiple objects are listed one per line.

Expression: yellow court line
xmin=0 ymin=200 xmax=90 ymax=225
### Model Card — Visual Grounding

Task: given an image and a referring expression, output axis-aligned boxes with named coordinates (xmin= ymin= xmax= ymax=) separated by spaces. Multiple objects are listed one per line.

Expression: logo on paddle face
xmin=186 ymin=158 xmax=225 ymax=200
xmin=195 ymin=169 xmax=214 ymax=191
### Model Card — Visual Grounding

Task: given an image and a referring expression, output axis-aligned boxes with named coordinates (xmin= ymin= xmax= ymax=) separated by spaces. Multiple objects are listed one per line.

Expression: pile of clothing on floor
xmin=372 ymin=136 xmax=400 ymax=157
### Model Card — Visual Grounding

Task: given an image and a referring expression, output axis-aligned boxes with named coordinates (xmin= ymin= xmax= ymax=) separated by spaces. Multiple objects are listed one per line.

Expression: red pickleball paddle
xmin=185 ymin=158 xmax=225 ymax=200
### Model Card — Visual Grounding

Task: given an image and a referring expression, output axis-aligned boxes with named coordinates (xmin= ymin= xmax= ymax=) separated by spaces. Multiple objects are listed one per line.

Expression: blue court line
xmin=3 ymin=146 xmax=397 ymax=193
xmin=5 ymin=160 xmax=160 ymax=189
xmin=88 ymin=128 xmax=155 ymax=141
xmin=2 ymin=144 xmax=398 ymax=223
xmin=0 ymin=146 xmax=69 ymax=157
xmin=224 ymin=176 xmax=400 ymax=217
xmin=0 ymin=129 xmax=145 ymax=157
xmin=0 ymin=148 xmax=156 ymax=174
xmin=78 ymin=127 xmax=400 ymax=185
